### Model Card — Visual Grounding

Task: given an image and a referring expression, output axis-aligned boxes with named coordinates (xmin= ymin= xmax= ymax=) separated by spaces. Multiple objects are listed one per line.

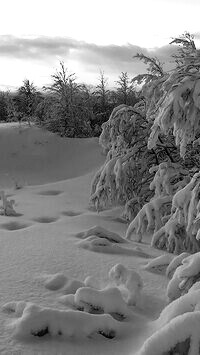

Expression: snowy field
xmin=0 ymin=123 xmax=170 ymax=355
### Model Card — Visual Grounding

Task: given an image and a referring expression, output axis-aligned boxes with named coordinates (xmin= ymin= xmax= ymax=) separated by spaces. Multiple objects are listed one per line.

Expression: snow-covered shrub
xmin=90 ymin=37 xmax=200 ymax=254
xmin=125 ymin=194 xmax=172 ymax=242
xmin=0 ymin=191 xmax=17 ymax=216
xmin=108 ymin=263 xmax=143 ymax=306
xmin=75 ymin=225 xmax=125 ymax=243
xmin=90 ymin=104 xmax=157 ymax=214
xmin=13 ymin=303 xmax=120 ymax=339
xmin=74 ymin=286 xmax=130 ymax=319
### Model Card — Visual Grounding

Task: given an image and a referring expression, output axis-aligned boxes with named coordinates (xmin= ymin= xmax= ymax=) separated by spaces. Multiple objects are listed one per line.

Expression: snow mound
xmin=77 ymin=235 xmax=121 ymax=253
xmin=58 ymin=294 xmax=84 ymax=311
xmin=74 ymin=286 xmax=130 ymax=320
xmin=62 ymin=279 xmax=85 ymax=295
xmin=13 ymin=303 xmax=120 ymax=339
xmin=143 ymin=254 xmax=174 ymax=272
xmin=75 ymin=225 xmax=125 ymax=243
xmin=77 ymin=235 xmax=129 ymax=254
xmin=42 ymin=273 xmax=67 ymax=290
xmin=2 ymin=301 xmax=27 ymax=317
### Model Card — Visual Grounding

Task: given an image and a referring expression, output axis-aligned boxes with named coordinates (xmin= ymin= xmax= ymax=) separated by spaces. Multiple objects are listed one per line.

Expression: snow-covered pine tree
xmin=90 ymin=32 xmax=200 ymax=254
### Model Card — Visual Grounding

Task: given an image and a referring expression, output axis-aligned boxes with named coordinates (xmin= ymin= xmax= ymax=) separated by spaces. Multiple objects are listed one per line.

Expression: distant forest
xmin=0 ymin=62 xmax=138 ymax=137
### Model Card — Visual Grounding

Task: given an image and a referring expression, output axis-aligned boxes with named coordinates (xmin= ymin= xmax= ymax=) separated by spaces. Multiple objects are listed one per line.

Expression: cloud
xmin=0 ymin=35 xmax=178 ymax=85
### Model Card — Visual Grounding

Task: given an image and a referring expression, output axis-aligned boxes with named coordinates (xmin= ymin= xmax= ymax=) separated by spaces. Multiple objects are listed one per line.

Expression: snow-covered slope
xmin=0 ymin=123 xmax=169 ymax=355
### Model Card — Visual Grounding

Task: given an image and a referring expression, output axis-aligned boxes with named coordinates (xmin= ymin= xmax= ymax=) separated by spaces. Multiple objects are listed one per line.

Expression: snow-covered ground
xmin=0 ymin=123 xmax=169 ymax=355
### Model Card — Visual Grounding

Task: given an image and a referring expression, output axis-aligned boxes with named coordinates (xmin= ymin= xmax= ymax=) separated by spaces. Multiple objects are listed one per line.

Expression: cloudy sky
xmin=0 ymin=0 xmax=200 ymax=90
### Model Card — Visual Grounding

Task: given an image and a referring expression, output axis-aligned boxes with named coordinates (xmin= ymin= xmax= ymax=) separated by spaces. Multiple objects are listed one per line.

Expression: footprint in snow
xmin=32 ymin=216 xmax=59 ymax=223
xmin=0 ymin=221 xmax=31 ymax=231
xmin=37 ymin=190 xmax=63 ymax=196
xmin=61 ymin=211 xmax=83 ymax=217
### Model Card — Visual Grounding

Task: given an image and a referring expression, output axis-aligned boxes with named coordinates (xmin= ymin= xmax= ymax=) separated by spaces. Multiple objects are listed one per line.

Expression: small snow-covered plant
xmin=13 ymin=303 xmax=120 ymax=339
xmin=0 ymin=191 xmax=17 ymax=216
xmin=74 ymin=286 xmax=130 ymax=319
xmin=108 ymin=263 xmax=143 ymax=306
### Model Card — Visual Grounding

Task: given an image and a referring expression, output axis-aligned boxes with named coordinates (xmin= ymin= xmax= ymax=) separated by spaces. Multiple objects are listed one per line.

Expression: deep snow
xmin=0 ymin=123 xmax=169 ymax=355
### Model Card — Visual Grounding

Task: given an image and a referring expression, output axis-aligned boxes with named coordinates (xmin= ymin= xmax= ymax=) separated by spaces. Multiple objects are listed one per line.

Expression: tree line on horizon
xmin=0 ymin=66 xmax=138 ymax=137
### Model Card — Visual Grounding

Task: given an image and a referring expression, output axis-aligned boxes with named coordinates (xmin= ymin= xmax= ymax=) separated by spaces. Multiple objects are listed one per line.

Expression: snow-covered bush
xmin=74 ymin=286 xmax=130 ymax=319
xmin=90 ymin=104 xmax=157 ymax=214
xmin=75 ymin=225 xmax=125 ymax=243
xmin=0 ymin=191 xmax=17 ymax=216
xmin=108 ymin=263 xmax=143 ymax=306
xmin=89 ymin=34 xmax=200 ymax=255
xmin=13 ymin=303 xmax=120 ymax=339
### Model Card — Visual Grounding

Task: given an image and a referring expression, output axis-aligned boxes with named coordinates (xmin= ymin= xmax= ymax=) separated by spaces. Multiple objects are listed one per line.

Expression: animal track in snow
xmin=37 ymin=190 xmax=63 ymax=196
xmin=33 ymin=216 xmax=59 ymax=223
xmin=61 ymin=210 xmax=83 ymax=217
xmin=0 ymin=221 xmax=31 ymax=231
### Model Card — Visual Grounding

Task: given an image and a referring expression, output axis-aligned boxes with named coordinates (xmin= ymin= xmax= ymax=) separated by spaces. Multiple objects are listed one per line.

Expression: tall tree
xmin=115 ymin=72 xmax=137 ymax=105
xmin=16 ymin=79 xmax=40 ymax=125
xmin=95 ymin=70 xmax=110 ymax=113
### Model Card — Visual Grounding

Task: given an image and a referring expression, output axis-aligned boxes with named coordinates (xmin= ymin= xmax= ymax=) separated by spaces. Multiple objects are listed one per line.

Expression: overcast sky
xmin=0 ymin=0 xmax=200 ymax=90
